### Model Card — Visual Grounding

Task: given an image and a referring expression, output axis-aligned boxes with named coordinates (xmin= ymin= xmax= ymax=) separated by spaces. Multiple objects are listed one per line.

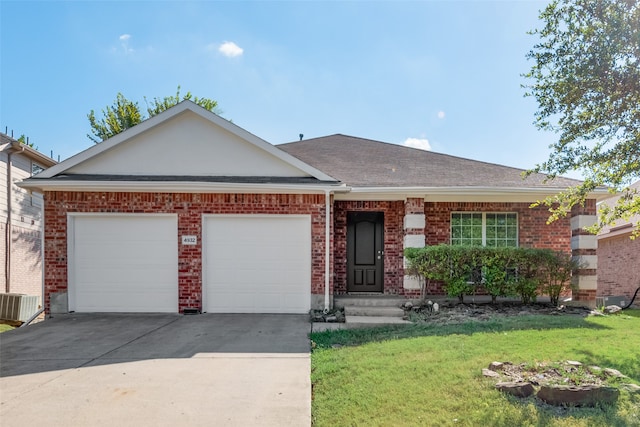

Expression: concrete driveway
xmin=0 ymin=313 xmax=311 ymax=427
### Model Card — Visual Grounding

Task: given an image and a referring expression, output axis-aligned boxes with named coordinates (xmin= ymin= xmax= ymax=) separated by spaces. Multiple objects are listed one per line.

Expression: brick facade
xmin=333 ymin=200 xmax=572 ymax=297
xmin=597 ymin=234 xmax=640 ymax=300
xmin=333 ymin=201 xmax=405 ymax=295
xmin=425 ymin=201 xmax=571 ymax=250
xmin=44 ymin=192 xmax=587 ymax=311
xmin=43 ymin=191 xmax=328 ymax=313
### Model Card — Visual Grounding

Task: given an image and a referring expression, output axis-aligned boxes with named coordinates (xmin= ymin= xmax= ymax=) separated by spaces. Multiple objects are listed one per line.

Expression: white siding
xmin=1 ymin=150 xmax=43 ymax=232
xmin=67 ymin=111 xmax=310 ymax=177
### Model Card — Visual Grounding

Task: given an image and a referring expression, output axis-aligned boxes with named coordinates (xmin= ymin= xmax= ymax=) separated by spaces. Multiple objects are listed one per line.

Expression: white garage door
xmin=203 ymin=215 xmax=311 ymax=313
xmin=69 ymin=215 xmax=178 ymax=312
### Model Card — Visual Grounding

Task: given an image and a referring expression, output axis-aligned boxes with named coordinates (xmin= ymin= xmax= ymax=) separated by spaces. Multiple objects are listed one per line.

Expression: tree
xmin=523 ymin=0 xmax=640 ymax=236
xmin=87 ymin=86 xmax=220 ymax=143
xmin=17 ymin=134 xmax=35 ymax=148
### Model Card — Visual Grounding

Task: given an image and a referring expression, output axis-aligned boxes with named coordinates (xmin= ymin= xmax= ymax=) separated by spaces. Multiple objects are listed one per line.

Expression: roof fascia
xmin=8 ymin=141 xmax=57 ymax=167
xmin=37 ymin=101 xmax=337 ymax=182
xmin=333 ymin=186 xmax=610 ymax=202
xmin=17 ymin=179 xmax=350 ymax=195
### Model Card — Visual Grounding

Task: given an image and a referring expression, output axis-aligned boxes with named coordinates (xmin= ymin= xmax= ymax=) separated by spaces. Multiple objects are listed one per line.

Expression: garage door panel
xmin=204 ymin=215 xmax=311 ymax=314
xmin=71 ymin=215 xmax=178 ymax=313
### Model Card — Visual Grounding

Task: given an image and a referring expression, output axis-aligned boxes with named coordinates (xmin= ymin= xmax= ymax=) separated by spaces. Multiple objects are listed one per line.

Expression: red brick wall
xmin=425 ymin=202 xmax=571 ymax=250
xmin=334 ymin=201 xmax=572 ymax=297
xmin=43 ymin=191 xmax=327 ymax=313
xmin=424 ymin=202 xmax=572 ymax=296
xmin=333 ymin=201 xmax=404 ymax=295
xmin=597 ymin=233 xmax=640 ymax=300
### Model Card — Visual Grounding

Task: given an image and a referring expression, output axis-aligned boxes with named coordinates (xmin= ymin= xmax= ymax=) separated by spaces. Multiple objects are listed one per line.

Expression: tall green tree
xmin=87 ymin=86 xmax=220 ymax=143
xmin=523 ymin=0 xmax=639 ymax=235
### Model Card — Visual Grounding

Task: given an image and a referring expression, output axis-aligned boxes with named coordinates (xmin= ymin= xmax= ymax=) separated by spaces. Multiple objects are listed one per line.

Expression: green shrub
xmin=539 ymin=250 xmax=580 ymax=306
xmin=405 ymin=245 xmax=575 ymax=304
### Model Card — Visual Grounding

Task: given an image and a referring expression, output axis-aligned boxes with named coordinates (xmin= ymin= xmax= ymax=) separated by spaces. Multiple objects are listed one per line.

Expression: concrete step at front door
xmin=343 ymin=305 xmax=406 ymax=318
xmin=334 ymin=295 xmax=410 ymax=308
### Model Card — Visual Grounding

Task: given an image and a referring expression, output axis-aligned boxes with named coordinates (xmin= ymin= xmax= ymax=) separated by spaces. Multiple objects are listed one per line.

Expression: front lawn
xmin=311 ymin=310 xmax=640 ymax=426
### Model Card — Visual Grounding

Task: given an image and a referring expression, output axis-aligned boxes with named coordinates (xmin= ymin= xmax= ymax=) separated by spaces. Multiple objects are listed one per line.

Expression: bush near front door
xmin=404 ymin=245 xmax=579 ymax=306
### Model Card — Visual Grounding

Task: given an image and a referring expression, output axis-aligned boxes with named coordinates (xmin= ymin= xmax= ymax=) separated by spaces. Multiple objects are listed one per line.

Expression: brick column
xmin=403 ymin=197 xmax=425 ymax=290
xmin=570 ymin=200 xmax=597 ymax=307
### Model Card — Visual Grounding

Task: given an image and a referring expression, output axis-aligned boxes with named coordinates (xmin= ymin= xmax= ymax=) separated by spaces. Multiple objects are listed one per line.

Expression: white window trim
xmin=450 ymin=212 xmax=519 ymax=247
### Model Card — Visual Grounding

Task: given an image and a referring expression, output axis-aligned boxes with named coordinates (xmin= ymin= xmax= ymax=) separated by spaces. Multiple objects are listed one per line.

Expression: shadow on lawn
xmin=310 ymin=314 xmax=612 ymax=349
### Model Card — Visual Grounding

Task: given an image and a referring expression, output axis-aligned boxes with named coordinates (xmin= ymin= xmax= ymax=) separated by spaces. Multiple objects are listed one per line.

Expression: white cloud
xmin=403 ymin=137 xmax=432 ymax=151
xmin=118 ymin=34 xmax=134 ymax=54
xmin=437 ymin=111 xmax=446 ymax=119
xmin=218 ymin=41 xmax=244 ymax=57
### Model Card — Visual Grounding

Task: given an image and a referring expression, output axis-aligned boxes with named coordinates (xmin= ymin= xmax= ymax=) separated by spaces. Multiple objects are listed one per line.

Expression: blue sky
xmin=1 ymin=0 xmax=565 ymax=176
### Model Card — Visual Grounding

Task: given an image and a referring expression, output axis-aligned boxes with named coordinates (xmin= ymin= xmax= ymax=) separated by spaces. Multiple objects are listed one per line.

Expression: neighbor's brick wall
xmin=597 ymin=233 xmax=640 ymax=300
xmin=333 ymin=201 xmax=405 ymax=295
xmin=43 ymin=192 xmax=328 ymax=313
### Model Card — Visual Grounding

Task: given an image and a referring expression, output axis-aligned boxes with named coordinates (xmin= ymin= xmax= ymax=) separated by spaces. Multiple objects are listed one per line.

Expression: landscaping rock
xmin=482 ymin=368 xmax=500 ymax=378
xmin=603 ymin=305 xmax=622 ymax=314
xmin=495 ymin=381 xmax=535 ymax=398
xmin=620 ymin=383 xmax=640 ymax=394
xmin=566 ymin=360 xmax=582 ymax=366
xmin=603 ymin=368 xmax=627 ymax=378
xmin=325 ymin=315 xmax=338 ymax=323
xmin=488 ymin=362 xmax=504 ymax=371
xmin=537 ymin=385 xmax=619 ymax=407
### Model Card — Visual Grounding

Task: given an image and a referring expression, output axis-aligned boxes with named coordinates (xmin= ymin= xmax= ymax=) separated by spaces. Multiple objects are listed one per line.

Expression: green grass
xmin=0 ymin=323 xmax=15 ymax=333
xmin=311 ymin=310 xmax=640 ymax=427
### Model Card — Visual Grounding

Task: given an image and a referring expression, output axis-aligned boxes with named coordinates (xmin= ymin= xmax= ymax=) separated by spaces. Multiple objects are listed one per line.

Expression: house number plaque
xmin=181 ymin=235 xmax=197 ymax=245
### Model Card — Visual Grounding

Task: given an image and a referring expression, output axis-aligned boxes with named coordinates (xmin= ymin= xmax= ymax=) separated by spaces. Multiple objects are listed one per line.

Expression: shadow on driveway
xmin=1 ymin=313 xmax=310 ymax=377
xmin=0 ymin=314 xmax=311 ymax=427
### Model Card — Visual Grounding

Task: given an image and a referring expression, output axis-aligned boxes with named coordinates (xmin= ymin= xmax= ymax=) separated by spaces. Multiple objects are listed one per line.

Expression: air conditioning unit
xmin=0 ymin=293 xmax=40 ymax=322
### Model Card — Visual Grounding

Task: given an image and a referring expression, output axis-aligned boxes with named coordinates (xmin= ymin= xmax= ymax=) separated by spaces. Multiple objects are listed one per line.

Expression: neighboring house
xmin=1 ymin=133 xmax=57 ymax=304
xmin=19 ymin=101 xmax=608 ymax=315
xmin=597 ymin=180 xmax=640 ymax=304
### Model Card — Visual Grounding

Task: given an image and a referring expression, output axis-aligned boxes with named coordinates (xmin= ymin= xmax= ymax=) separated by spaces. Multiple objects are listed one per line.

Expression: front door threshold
xmin=347 ymin=292 xmax=384 ymax=296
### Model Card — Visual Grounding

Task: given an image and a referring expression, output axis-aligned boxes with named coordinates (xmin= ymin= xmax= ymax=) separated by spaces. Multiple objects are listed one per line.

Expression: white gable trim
xmin=39 ymin=101 xmax=337 ymax=182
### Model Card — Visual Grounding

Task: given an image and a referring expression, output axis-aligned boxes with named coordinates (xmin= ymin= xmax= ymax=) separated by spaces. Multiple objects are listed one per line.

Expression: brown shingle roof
xmin=278 ymin=134 xmax=581 ymax=188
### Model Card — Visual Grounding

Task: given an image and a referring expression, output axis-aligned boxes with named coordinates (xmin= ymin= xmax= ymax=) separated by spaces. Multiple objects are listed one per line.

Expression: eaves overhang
xmin=18 ymin=179 xmax=350 ymax=195
xmin=333 ymin=185 xmax=611 ymax=202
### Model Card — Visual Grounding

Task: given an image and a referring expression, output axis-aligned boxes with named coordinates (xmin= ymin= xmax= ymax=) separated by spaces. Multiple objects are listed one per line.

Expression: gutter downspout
xmin=324 ymin=190 xmax=331 ymax=311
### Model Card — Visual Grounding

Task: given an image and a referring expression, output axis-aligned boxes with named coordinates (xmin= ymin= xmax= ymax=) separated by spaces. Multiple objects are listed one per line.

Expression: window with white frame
xmin=451 ymin=212 xmax=518 ymax=247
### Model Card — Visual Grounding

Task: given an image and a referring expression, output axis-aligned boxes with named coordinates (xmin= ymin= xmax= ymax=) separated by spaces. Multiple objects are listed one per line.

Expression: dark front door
xmin=347 ymin=212 xmax=384 ymax=293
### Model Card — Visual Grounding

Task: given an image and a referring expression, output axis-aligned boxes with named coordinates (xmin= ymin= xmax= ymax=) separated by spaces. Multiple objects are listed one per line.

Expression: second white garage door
xmin=203 ymin=215 xmax=311 ymax=313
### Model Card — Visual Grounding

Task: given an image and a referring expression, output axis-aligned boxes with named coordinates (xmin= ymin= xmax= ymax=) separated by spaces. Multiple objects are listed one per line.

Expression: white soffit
xmin=38 ymin=101 xmax=336 ymax=181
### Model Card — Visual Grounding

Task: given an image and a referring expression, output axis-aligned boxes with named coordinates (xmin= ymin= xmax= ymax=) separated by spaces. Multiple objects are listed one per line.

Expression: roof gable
xmin=39 ymin=102 xmax=336 ymax=181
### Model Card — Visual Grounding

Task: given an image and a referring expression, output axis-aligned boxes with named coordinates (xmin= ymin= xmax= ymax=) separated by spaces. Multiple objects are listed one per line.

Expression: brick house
xmin=597 ymin=180 xmax=640 ymax=306
xmin=1 ymin=133 xmax=57 ymax=304
xmin=19 ymin=101 xmax=607 ymax=314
